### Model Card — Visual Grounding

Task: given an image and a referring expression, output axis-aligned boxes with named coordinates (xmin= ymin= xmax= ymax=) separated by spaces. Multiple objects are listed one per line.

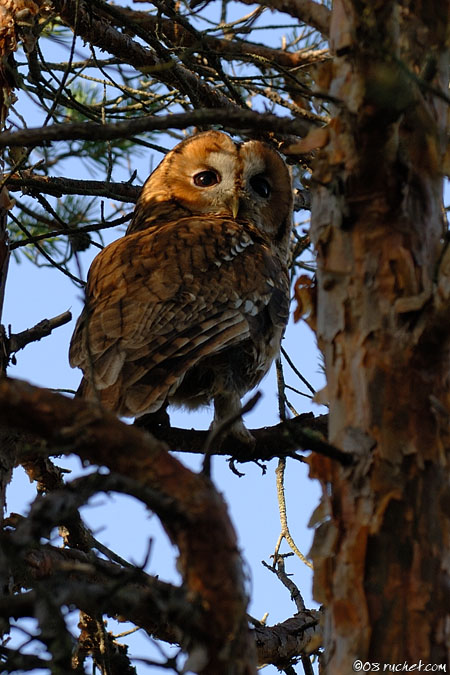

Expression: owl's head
xmin=134 ymin=130 xmax=293 ymax=248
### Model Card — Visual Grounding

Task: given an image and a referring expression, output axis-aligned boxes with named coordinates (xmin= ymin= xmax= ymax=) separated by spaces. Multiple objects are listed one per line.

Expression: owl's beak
xmin=226 ymin=195 xmax=240 ymax=219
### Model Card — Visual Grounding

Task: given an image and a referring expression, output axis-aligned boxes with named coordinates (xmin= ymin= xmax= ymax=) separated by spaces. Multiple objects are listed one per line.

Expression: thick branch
xmin=0 ymin=377 xmax=255 ymax=674
xmin=254 ymin=613 xmax=321 ymax=667
xmin=0 ymin=108 xmax=316 ymax=149
xmin=142 ymin=413 xmax=352 ymax=465
xmin=4 ymin=544 xmax=196 ymax=646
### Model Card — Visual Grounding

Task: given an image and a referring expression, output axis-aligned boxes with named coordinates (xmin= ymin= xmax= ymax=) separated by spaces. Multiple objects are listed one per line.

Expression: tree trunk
xmin=309 ymin=1 xmax=449 ymax=671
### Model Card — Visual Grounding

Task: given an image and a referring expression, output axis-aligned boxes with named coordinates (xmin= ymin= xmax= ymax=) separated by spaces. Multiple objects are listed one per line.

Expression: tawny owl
xmin=69 ymin=131 xmax=293 ymax=443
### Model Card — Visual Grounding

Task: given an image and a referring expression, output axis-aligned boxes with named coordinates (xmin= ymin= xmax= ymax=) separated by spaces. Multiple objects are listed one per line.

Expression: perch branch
xmin=141 ymin=413 xmax=352 ymax=465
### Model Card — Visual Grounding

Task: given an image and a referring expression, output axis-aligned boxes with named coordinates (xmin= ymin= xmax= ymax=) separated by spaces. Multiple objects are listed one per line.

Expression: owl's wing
xmin=69 ymin=216 xmax=289 ymax=417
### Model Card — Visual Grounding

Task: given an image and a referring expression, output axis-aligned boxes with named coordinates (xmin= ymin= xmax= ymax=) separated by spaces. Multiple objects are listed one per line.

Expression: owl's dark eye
xmin=250 ymin=174 xmax=271 ymax=198
xmin=193 ymin=170 xmax=220 ymax=187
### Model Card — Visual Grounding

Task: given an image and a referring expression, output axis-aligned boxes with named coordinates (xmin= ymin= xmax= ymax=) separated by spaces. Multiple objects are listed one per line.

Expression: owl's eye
xmin=193 ymin=170 xmax=220 ymax=187
xmin=250 ymin=174 xmax=271 ymax=199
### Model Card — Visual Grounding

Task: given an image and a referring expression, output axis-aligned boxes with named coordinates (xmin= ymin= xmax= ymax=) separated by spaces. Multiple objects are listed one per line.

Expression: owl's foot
xmin=212 ymin=391 xmax=256 ymax=450
xmin=207 ymin=417 xmax=256 ymax=454
xmin=227 ymin=419 xmax=256 ymax=449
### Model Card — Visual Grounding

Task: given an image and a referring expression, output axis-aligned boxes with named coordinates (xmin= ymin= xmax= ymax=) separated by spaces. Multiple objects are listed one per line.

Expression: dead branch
xmin=1 ymin=543 xmax=195 ymax=645
xmin=254 ymin=612 xmax=321 ymax=668
xmin=1 ymin=540 xmax=321 ymax=669
xmin=8 ymin=310 xmax=72 ymax=355
xmin=263 ymin=555 xmax=307 ymax=611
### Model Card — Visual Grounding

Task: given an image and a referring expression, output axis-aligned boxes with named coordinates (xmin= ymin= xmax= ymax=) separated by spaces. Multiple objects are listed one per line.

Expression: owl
xmin=69 ymin=131 xmax=293 ymax=444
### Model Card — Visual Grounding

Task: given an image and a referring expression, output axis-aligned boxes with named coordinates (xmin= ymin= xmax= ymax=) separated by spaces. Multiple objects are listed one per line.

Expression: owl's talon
xmin=227 ymin=422 xmax=256 ymax=450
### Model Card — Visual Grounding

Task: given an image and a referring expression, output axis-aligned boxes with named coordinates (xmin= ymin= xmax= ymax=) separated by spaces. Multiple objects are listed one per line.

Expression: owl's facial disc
xmin=137 ymin=130 xmax=292 ymax=244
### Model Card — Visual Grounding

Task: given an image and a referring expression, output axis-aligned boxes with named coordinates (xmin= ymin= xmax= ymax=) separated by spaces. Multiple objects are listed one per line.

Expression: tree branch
xmin=53 ymin=0 xmax=235 ymax=110
xmin=9 ymin=214 xmax=133 ymax=251
xmin=8 ymin=310 xmax=72 ymax=355
xmin=3 ymin=543 xmax=196 ymax=646
xmin=2 ymin=541 xmax=321 ymax=668
xmin=7 ymin=174 xmax=141 ymax=203
xmin=0 ymin=108 xmax=317 ymax=149
xmin=254 ymin=612 xmax=321 ymax=668
xmin=142 ymin=413 xmax=352 ymax=466
xmin=238 ymin=0 xmax=331 ymax=36
xmin=114 ymin=7 xmax=329 ymax=70
xmin=0 ymin=647 xmax=51 ymax=673
xmin=0 ymin=377 xmax=256 ymax=674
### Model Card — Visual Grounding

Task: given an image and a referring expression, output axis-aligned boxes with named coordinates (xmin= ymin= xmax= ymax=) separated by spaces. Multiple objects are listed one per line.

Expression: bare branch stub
xmin=8 ymin=310 xmax=72 ymax=355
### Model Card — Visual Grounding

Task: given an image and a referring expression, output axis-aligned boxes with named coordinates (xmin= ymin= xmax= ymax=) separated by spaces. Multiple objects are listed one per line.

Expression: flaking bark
xmin=309 ymin=1 xmax=449 ymax=671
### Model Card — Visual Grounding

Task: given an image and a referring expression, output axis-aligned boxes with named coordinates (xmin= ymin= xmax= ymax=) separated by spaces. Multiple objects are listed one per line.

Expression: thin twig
xmin=9 ymin=213 xmax=85 ymax=287
xmin=275 ymin=458 xmax=313 ymax=569
xmin=281 ymin=346 xmax=316 ymax=395
xmin=263 ymin=554 xmax=306 ymax=611
xmin=274 ymin=359 xmax=313 ymax=569
xmin=10 ymin=213 xmax=132 ymax=251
